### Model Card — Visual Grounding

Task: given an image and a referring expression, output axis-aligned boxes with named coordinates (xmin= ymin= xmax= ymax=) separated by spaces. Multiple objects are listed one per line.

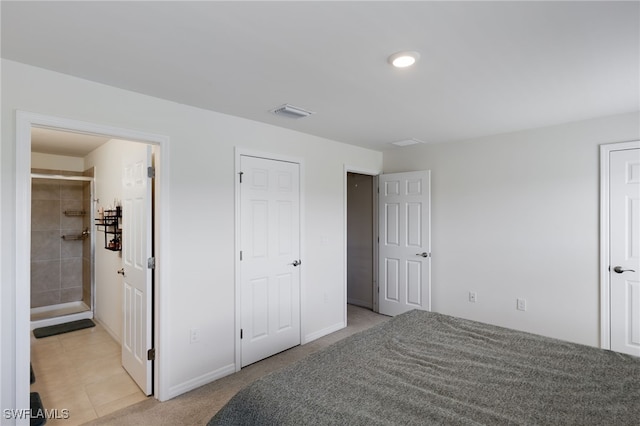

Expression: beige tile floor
xmin=30 ymin=322 xmax=148 ymax=425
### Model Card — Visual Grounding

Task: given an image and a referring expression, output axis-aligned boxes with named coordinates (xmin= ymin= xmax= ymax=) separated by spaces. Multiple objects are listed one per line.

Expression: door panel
xmin=407 ymin=260 xmax=422 ymax=306
xmin=385 ymin=204 xmax=399 ymax=245
xmin=610 ymin=148 xmax=640 ymax=356
xmin=407 ymin=202 xmax=422 ymax=247
xmin=122 ymin=144 xmax=153 ymax=394
xmin=241 ymin=155 xmax=300 ymax=366
xmin=385 ymin=258 xmax=399 ymax=301
xmin=276 ymin=273 xmax=294 ymax=329
xmin=378 ymin=171 xmax=431 ymax=316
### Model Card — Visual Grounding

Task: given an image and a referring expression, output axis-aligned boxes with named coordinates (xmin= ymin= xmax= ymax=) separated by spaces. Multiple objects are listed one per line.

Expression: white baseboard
xmin=167 ymin=363 xmax=236 ymax=400
xmin=303 ymin=321 xmax=345 ymax=344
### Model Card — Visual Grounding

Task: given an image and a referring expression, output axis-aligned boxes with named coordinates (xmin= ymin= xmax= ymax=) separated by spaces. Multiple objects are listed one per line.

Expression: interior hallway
xmin=30 ymin=322 xmax=147 ymax=425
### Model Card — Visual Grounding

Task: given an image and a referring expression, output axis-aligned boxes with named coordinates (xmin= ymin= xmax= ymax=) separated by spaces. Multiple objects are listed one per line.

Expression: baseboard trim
xmin=303 ymin=321 xmax=345 ymax=344
xmin=167 ymin=363 xmax=236 ymax=400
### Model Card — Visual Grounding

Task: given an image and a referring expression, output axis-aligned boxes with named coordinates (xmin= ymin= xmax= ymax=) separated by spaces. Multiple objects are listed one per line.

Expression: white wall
xmin=0 ymin=59 xmax=382 ymax=407
xmin=383 ymin=112 xmax=640 ymax=346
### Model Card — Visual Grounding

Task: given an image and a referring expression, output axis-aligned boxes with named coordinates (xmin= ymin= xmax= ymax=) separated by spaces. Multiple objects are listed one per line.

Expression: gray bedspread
xmin=208 ymin=310 xmax=640 ymax=425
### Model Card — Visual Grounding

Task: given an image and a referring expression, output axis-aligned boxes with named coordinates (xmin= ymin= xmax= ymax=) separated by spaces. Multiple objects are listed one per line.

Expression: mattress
xmin=209 ymin=310 xmax=640 ymax=425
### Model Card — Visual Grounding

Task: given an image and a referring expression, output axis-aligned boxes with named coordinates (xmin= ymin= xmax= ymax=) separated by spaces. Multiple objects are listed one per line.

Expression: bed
xmin=208 ymin=310 xmax=640 ymax=425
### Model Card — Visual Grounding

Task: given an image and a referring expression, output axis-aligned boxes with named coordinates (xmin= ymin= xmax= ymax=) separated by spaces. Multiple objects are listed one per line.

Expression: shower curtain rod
xmin=31 ymin=173 xmax=93 ymax=182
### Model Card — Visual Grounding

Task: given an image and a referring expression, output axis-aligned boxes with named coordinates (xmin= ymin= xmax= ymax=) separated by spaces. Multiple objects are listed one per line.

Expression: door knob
xmin=613 ymin=266 xmax=636 ymax=274
xmin=291 ymin=260 xmax=302 ymax=267
xmin=415 ymin=252 xmax=430 ymax=258
xmin=117 ymin=268 xmax=126 ymax=276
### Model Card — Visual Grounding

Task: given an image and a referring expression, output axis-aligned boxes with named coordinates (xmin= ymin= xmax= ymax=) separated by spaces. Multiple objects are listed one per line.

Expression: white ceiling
xmin=2 ymin=1 xmax=638 ymax=153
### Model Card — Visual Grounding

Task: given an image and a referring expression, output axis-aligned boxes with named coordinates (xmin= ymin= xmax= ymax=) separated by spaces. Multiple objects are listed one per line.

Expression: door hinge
xmin=240 ymin=251 xmax=243 ymax=261
xmin=147 ymin=257 xmax=156 ymax=269
xmin=240 ymin=329 xmax=243 ymax=339
xmin=147 ymin=166 xmax=156 ymax=179
xmin=239 ymin=172 xmax=244 ymax=183
xmin=147 ymin=348 xmax=156 ymax=361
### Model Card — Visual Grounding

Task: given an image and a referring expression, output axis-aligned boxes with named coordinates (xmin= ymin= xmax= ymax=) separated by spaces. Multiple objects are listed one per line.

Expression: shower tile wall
xmin=31 ymin=169 xmax=88 ymax=308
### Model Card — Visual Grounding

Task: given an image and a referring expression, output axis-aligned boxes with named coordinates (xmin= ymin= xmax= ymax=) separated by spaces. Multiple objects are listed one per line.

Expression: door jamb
xmin=234 ymin=147 xmax=305 ymax=371
xmin=15 ymin=111 xmax=171 ymax=405
xmin=599 ymin=140 xmax=640 ymax=350
xmin=343 ymin=165 xmax=381 ymax=321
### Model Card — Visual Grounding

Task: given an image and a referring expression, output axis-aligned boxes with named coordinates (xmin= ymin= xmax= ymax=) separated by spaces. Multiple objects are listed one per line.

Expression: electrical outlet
xmin=468 ymin=291 xmax=477 ymax=303
xmin=517 ymin=298 xmax=527 ymax=311
xmin=190 ymin=328 xmax=200 ymax=343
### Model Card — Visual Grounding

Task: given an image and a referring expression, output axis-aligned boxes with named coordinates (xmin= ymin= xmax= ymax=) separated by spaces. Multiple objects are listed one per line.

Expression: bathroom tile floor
xmin=30 ymin=322 xmax=148 ymax=425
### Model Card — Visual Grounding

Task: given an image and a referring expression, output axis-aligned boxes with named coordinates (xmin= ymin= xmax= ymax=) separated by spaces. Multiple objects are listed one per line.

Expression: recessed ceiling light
xmin=391 ymin=138 xmax=426 ymax=147
xmin=388 ymin=51 xmax=420 ymax=68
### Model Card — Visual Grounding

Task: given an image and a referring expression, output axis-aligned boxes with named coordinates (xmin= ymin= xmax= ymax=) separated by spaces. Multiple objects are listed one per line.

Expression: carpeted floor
xmin=82 ymin=305 xmax=388 ymax=426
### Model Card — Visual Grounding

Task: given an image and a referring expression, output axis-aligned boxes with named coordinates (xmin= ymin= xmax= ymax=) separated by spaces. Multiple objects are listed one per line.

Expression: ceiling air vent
xmin=270 ymin=104 xmax=315 ymax=119
xmin=390 ymin=138 xmax=427 ymax=147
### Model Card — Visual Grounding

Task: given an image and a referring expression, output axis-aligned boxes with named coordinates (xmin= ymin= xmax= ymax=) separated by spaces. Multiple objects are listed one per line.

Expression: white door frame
xmin=15 ymin=111 xmax=171 ymax=408
xmin=343 ymin=165 xmax=381 ymax=320
xmin=234 ymin=147 xmax=305 ymax=371
xmin=599 ymin=140 xmax=640 ymax=350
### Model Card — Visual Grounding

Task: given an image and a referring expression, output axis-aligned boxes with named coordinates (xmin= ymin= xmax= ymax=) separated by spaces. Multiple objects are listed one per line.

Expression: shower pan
xmin=30 ymin=170 xmax=95 ymax=329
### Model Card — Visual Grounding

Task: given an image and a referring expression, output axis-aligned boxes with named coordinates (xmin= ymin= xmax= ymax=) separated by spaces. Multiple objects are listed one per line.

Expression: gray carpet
xmin=82 ymin=305 xmax=388 ymax=426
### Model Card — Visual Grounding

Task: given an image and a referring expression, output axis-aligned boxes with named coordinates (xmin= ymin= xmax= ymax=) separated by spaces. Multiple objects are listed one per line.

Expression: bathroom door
xmin=121 ymin=144 xmax=153 ymax=394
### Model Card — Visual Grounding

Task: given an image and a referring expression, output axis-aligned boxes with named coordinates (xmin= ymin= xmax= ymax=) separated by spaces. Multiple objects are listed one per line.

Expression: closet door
xmin=239 ymin=155 xmax=301 ymax=367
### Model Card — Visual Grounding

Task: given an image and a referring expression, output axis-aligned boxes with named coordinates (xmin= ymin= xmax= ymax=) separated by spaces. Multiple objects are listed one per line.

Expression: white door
xmin=122 ymin=144 xmax=153 ymax=394
xmin=610 ymin=148 xmax=640 ymax=356
xmin=240 ymin=155 xmax=301 ymax=367
xmin=378 ymin=171 xmax=431 ymax=316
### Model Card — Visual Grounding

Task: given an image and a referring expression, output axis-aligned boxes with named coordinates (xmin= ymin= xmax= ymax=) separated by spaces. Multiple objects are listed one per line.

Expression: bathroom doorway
xmin=15 ymin=111 xmax=170 ymax=411
xmin=26 ymin=124 xmax=159 ymax=419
